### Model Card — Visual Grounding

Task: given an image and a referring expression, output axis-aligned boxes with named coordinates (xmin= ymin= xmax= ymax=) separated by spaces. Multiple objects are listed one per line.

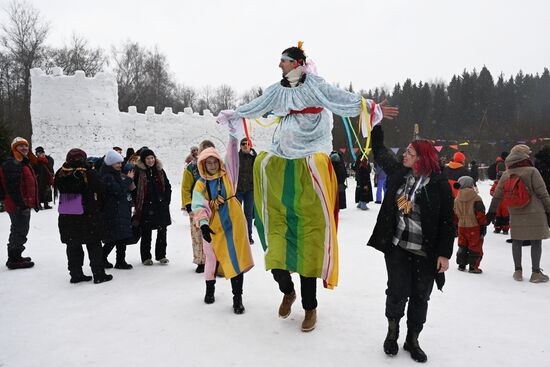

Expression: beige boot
xmin=301 ymin=309 xmax=317 ymax=332
xmin=529 ymin=271 xmax=549 ymax=283
xmin=513 ymin=270 xmax=523 ymax=281
xmin=278 ymin=291 xmax=296 ymax=318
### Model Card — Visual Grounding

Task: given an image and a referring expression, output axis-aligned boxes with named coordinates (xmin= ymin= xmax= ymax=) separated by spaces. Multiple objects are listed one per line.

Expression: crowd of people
xmin=1 ymin=43 xmax=550 ymax=364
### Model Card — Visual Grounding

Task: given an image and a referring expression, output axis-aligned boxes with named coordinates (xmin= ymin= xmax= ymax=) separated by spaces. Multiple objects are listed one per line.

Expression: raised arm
xmin=370 ymin=125 xmax=401 ymax=177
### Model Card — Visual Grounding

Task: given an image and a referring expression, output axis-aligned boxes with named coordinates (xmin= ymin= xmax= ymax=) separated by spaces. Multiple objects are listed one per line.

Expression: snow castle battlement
xmin=30 ymin=67 xmax=274 ymax=178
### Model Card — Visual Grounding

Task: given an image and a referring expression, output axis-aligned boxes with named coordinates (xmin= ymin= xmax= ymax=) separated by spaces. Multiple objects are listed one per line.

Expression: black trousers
xmin=103 ymin=240 xmax=128 ymax=263
xmin=7 ymin=209 xmax=31 ymax=256
xmin=384 ymin=246 xmax=436 ymax=333
xmin=140 ymin=225 xmax=167 ymax=262
xmin=271 ymin=269 xmax=317 ymax=310
xmin=66 ymin=241 xmax=103 ymax=276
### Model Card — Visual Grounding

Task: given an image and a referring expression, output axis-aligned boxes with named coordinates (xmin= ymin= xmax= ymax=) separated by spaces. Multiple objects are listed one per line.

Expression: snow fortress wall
xmin=30 ymin=67 xmax=275 ymax=179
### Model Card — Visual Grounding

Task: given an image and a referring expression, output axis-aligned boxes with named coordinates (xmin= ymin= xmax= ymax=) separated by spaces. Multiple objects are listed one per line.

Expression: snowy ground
xmin=0 ymin=178 xmax=548 ymax=367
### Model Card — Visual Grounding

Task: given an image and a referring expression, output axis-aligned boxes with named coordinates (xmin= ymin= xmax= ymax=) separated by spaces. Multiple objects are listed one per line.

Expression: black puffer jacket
xmin=54 ymin=161 xmax=104 ymax=244
xmin=100 ymin=165 xmax=134 ymax=242
xmin=367 ymin=126 xmax=454 ymax=260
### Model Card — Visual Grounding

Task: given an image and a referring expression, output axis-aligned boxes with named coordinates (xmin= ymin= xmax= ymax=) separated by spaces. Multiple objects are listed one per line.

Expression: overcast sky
xmin=2 ymin=0 xmax=549 ymax=93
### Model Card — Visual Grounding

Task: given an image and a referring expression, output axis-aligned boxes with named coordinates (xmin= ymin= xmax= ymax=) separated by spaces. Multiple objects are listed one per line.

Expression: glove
xmin=485 ymin=212 xmax=496 ymax=224
xmin=480 ymin=226 xmax=487 ymax=238
xmin=201 ymin=224 xmax=215 ymax=243
xmin=185 ymin=204 xmax=192 ymax=213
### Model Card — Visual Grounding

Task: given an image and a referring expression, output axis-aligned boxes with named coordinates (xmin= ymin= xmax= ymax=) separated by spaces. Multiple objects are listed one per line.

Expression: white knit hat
xmin=104 ymin=150 xmax=124 ymax=166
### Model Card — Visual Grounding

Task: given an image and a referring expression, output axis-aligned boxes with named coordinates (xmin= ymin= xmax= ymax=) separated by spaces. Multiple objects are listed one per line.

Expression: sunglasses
xmin=241 ymin=142 xmax=249 ymax=146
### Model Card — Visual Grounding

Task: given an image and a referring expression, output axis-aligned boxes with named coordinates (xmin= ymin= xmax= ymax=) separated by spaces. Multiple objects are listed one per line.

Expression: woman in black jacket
xmin=134 ymin=149 xmax=172 ymax=265
xmin=54 ymin=148 xmax=113 ymax=284
xmin=100 ymin=150 xmax=135 ymax=269
xmin=367 ymin=125 xmax=454 ymax=363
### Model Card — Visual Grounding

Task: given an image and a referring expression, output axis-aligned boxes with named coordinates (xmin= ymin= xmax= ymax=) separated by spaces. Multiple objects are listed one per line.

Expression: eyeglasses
xmin=241 ymin=143 xmax=249 ymax=147
xmin=404 ymin=149 xmax=417 ymax=157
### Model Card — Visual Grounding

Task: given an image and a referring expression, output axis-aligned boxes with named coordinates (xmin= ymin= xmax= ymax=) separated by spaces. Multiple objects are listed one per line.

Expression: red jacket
xmin=1 ymin=156 xmax=39 ymax=213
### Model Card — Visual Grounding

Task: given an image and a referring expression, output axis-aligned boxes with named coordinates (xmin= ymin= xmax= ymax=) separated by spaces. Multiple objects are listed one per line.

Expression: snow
xmin=29 ymin=67 xmax=276 ymax=176
xmin=1 ymin=178 xmax=548 ymax=367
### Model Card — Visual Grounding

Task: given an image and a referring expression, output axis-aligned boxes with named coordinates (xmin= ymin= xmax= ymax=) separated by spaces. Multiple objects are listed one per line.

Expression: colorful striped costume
xmin=218 ymin=73 xmax=382 ymax=289
xmin=191 ymin=139 xmax=254 ymax=280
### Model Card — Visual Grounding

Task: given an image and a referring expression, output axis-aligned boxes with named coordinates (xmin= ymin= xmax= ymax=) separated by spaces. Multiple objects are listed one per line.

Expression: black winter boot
xmin=204 ymin=280 xmax=216 ymax=304
xmin=195 ymin=264 xmax=205 ymax=273
xmin=232 ymin=295 xmax=245 ymax=314
xmin=70 ymin=274 xmax=93 ymax=283
xmin=93 ymin=271 xmax=113 ymax=284
xmin=231 ymin=273 xmax=245 ymax=314
xmin=6 ymin=250 xmax=34 ymax=270
xmin=114 ymin=261 xmax=133 ymax=270
xmin=404 ymin=332 xmax=427 ymax=363
xmin=383 ymin=319 xmax=400 ymax=356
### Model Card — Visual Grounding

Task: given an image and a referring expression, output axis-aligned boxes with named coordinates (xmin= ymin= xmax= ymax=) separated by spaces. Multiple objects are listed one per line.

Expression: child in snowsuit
xmin=490 ymin=171 xmax=510 ymax=235
xmin=454 ymin=176 xmax=487 ymax=273
xmin=191 ymin=129 xmax=254 ymax=315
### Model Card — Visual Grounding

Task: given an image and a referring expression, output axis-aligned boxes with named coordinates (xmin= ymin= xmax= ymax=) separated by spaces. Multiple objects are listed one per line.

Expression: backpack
xmin=502 ymin=175 xmax=530 ymax=208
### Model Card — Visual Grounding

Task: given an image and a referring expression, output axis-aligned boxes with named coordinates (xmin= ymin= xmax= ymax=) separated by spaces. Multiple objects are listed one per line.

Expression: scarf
xmin=282 ymin=65 xmax=304 ymax=87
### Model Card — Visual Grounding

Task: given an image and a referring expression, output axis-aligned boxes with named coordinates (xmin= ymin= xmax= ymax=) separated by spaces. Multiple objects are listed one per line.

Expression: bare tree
xmin=173 ymin=84 xmax=198 ymax=112
xmin=143 ymin=47 xmax=175 ymax=113
xmin=111 ymin=41 xmax=149 ymax=112
xmin=46 ymin=33 xmax=107 ymax=76
xmin=1 ymin=0 xmax=49 ymax=138
xmin=196 ymin=85 xmax=214 ymax=114
xmin=240 ymin=86 xmax=263 ymax=105
xmin=212 ymin=84 xmax=236 ymax=114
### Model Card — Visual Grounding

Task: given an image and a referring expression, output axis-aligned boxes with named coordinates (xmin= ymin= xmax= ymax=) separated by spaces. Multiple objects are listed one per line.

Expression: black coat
xmin=134 ymin=160 xmax=172 ymax=229
xmin=33 ymin=157 xmax=54 ymax=203
xmin=331 ymin=158 xmax=348 ymax=209
xmin=367 ymin=126 xmax=454 ymax=261
xmin=353 ymin=159 xmax=373 ymax=203
xmin=535 ymin=148 xmax=550 ymax=196
xmin=54 ymin=161 xmax=104 ymax=244
xmin=100 ymin=165 xmax=134 ymax=242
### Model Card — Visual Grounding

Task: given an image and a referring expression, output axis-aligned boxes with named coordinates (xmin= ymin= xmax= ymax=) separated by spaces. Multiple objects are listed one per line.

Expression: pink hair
xmin=410 ymin=140 xmax=441 ymax=177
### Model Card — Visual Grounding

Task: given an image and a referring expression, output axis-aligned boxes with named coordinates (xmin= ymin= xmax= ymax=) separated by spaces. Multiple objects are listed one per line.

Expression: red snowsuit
xmin=454 ymin=187 xmax=487 ymax=271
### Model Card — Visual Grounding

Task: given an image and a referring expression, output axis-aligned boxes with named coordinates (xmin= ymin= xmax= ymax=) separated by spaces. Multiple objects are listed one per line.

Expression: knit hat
xmin=35 ymin=146 xmax=45 ymax=154
xmin=453 ymin=152 xmax=465 ymax=164
xmin=454 ymin=176 xmax=474 ymax=190
xmin=140 ymin=148 xmax=155 ymax=163
xmin=510 ymin=144 xmax=532 ymax=156
xmin=104 ymin=150 xmax=124 ymax=166
xmin=11 ymin=137 xmax=33 ymax=162
xmin=66 ymin=148 xmax=87 ymax=162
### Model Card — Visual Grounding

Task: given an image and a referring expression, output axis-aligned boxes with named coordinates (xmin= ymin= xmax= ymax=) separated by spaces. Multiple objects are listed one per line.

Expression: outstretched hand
xmin=379 ymin=100 xmax=399 ymax=120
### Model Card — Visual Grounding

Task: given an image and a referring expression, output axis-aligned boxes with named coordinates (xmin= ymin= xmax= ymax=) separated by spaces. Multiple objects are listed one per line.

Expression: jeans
xmin=376 ymin=177 xmax=387 ymax=202
xmin=236 ymin=190 xmax=254 ymax=240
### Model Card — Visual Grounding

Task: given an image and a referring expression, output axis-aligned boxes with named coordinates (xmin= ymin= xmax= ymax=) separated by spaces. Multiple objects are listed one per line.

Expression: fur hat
xmin=453 ymin=175 xmax=474 ymax=190
xmin=453 ymin=152 xmax=465 ymax=164
xmin=104 ymin=150 xmax=123 ymax=166
xmin=66 ymin=148 xmax=87 ymax=162
xmin=510 ymin=144 xmax=531 ymax=156
xmin=139 ymin=148 xmax=156 ymax=163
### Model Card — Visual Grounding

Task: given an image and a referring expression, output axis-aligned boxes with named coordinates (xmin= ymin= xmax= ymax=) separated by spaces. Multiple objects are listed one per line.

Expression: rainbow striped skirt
xmin=254 ymin=152 xmax=339 ymax=289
